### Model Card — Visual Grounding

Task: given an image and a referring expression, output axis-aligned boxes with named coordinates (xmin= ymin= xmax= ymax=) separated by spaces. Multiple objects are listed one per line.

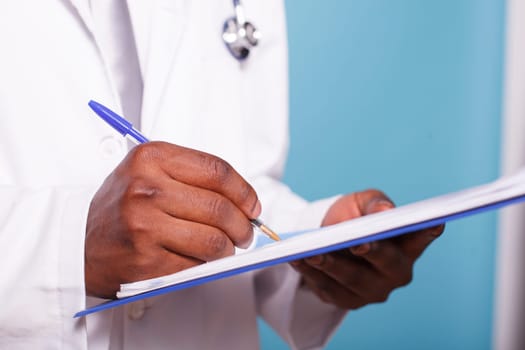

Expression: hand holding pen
xmin=85 ymin=101 xmax=279 ymax=299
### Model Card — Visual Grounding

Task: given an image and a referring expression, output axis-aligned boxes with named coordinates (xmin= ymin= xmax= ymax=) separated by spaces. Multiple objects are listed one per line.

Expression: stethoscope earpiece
xmin=222 ymin=0 xmax=260 ymax=61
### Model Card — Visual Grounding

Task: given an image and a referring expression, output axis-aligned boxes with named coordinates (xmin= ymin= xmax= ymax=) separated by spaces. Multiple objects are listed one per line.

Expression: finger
xmin=156 ymin=215 xmax=236 ymax=261
xmin=347 ymin=240 xmax=413 ymax=287
xmin=123 ymin=248 xmax=203 ymax=285
xmin=157 ymin=249 xmax=203 ymax=277
xmin=135 ymin=142 xmax=261 ymax=218
xmin=346 ymin=190 xmax=394 ymax=255
xmin=290 ymin=260 xmax=369 ymax=310
xmin=349 ymin=242 xmax=376 ymax=256
xmin=356 ymin=189 xmax=395 ymax=215
xmin=397 ymin=224 xmax=445 ymax=260
xmin=321 ymin=189 xmax=394 ymax=227
xmin=142 ymin=176 xmax=254 ymax=248
xmin=302 ymin=253 xmax=402 ymax=303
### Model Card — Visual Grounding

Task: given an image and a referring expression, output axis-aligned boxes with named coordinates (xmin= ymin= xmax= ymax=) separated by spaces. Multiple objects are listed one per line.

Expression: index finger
xmin=138 ymin=142 xmax=262 ymax=219
xmin=397 ymin=225 xmax=445 ymax=260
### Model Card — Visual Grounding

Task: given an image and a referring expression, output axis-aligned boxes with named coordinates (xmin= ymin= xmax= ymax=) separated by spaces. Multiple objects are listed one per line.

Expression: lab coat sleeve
xmin=0 ymin=186 xmax=92 ymax=350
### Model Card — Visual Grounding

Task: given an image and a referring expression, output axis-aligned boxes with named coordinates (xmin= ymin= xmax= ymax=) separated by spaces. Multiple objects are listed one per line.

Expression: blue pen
xmin=88 ymin=100 xmax=149 ymax=144
xmin=88 ymin=100 xmax=281 ymax=241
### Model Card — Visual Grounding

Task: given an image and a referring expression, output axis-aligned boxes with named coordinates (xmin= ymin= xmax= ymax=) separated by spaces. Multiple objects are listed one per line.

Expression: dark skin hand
xmin=291 ymin=189 xmax=444 ymax=310
xmin=85 ymin=142 xmax=261 ymax=299
xmin=86 ymin=144 xmax=442 ymax=306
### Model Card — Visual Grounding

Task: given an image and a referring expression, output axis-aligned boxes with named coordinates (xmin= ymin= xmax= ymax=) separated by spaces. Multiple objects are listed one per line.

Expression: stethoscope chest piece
xmin=222 ymin=0 xmax=261 ymax=61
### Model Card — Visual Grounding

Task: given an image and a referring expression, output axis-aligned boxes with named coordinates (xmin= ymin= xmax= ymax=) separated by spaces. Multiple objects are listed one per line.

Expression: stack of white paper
xmin=117 ymin=169 xmax=525 ymax=299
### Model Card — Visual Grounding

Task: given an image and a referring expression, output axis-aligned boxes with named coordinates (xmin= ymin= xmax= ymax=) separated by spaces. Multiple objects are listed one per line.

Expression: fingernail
xmin=306 ymin=255 xmax=324 ymax=266
xmin=366 ymin=199 xmax=394 ymax=213
xmin=350 ymin=243 xmax=371 ymax=255
xmin=290 ymin=260 xmax=301 ymax=267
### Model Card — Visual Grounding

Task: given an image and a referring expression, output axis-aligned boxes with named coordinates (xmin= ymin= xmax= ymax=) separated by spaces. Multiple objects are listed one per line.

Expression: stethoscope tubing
xmin=233 ymin=0 xmax=246 ymax=26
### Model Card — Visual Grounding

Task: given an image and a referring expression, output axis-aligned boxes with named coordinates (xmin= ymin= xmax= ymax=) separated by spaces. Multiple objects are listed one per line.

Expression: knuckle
xmin=126 ymin=178 xmax=160 ymax=200
xmin=207 ymin=156 xmax=232 ymax=185
xmin=129 ymin=142 xmax=161 ymax=164
xmin=124 ymin=213 xmax=152 ymax=236
xmin=120 ymin=181 xmax=160 ymax=234
xmin=204 ymin=232 xmax=232 ymax=259
xmin=207 ymin=195 xmax=231 ymax=219
xmin=120 ymin=208 xmax=146 ymax=235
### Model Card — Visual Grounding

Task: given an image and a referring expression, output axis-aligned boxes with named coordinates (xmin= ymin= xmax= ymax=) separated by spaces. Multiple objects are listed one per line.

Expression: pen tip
xmin=260 ymin=224 xmax=281 ymax=242
xmin=250 ymin=220 xmax=281 ymax=241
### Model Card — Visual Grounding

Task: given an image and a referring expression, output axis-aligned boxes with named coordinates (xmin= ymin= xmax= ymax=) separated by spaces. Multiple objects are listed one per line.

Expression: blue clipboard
xmin=74 ymin=192 xmax=525 ymax=318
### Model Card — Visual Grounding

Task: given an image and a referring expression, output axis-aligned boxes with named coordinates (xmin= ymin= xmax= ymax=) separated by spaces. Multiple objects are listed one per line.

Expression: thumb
xmin=356 ymin=189 xmax=395 ymax=215
xmin=362 ymin=196 xmax=395 ymax=215
xmin=321 ymin=189 xmax=395 ymax=227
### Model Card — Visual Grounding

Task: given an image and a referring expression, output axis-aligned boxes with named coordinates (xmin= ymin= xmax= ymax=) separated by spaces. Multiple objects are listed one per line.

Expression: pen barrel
xmin=127 ymin=128 xmax=149 ymax=144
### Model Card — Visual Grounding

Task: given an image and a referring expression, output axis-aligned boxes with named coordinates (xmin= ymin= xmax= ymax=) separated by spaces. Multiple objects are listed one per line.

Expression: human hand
xmin=85 ymin=142 xmax=261 ymax=299
xmin=291 ymin=189 xmax=444 ymax=310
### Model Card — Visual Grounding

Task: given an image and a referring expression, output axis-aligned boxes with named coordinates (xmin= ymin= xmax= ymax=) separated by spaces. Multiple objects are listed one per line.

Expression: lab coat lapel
xmin=66 ymin=0 xmax=187 ymax=134
xmin=131 ymin=0 xmax=188 ymax=135
xmin=64 ymin=0 xmax=95 ymax=34
xmin=125 ymin=0 xmax=155 ymax=79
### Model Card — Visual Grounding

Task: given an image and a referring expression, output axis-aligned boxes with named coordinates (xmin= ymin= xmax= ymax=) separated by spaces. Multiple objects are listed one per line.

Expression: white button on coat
xmin=98 ymin=136 xmax=124 ymax=158
xmin=126 ymin=300 xmax=146 ymax=321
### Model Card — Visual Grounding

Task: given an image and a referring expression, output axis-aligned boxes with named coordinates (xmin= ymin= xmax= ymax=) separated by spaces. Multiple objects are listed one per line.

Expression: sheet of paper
xmin=117 ymin=169 xmax=525 ymax=299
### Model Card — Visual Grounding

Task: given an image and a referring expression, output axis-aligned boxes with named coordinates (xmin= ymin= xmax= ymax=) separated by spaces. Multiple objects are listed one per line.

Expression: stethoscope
xmin=222 ymin=0 xmax=261 ymax=61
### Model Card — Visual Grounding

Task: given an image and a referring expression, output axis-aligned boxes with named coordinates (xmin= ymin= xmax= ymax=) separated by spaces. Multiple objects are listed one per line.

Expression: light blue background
xmin=259 ymin=0 xmax=506 ymax=349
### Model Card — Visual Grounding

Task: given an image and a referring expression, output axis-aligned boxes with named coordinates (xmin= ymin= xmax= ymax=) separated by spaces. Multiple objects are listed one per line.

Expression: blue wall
xmin=259 ymin=0 xmax=506 ymax=349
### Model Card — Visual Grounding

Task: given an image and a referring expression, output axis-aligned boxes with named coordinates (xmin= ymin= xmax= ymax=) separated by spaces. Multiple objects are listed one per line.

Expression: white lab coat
xmin=0 ymin=1 xmax=345 ymax=349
